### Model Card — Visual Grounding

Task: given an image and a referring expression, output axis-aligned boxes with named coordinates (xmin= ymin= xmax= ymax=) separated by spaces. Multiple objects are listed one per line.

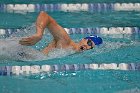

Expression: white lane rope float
xmin=0 ymin=63 xmax=140 ymax=76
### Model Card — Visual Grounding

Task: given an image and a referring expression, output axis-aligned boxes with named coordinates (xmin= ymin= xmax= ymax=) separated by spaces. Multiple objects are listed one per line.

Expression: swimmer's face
xmin=79 ymin=38 xmax=95 ymax=51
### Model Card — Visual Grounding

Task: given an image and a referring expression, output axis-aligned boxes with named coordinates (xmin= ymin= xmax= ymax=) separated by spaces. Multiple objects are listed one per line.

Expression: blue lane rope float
xmin=1 ymin=3 xmax=140 ymax=12
xmin=0 ymin=63 xmax=140 ymax=76
xmin=89 ymin=3 xmax=114 ymax=12
xmin=0 ymin=27 xmax=139 ymax=36
xmin=0 ymin=4 xmax=6 ymax=12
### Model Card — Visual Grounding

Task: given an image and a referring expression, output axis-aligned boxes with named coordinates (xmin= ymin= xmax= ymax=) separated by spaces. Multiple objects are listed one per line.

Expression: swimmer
xmin=19 ymin=11 xmax=103 ymax=54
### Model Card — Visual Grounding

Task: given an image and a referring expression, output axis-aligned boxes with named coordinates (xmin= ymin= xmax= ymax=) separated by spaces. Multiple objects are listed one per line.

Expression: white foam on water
xmin=47 ymin=47 xmax=76 ymax=60
xmin=0 ymin=38 xmax=47 ymax=61
xmin=0 ymin=38 xmax=76 ymax=61
xmin=1 ymin=24 xmax=139 ymax=62
xmin=116 ymin=87 xmax=140 ymax=93
xmin=0 ymin=24 xmax=77 ymax=61
xmin=9 ymin=24 xmax=51 ymax=38
xmin=10 ymin=24 xmax=36 ymax=38
xmin=91 ymin=40 xmax=138 ymax=55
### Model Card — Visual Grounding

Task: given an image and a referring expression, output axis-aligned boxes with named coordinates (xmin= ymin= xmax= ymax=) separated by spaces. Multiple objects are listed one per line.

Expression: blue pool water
xmin=0 ymin=1 xmax=140 ymax=93
xmin=1 ymin=11 xmax=140 ymax=28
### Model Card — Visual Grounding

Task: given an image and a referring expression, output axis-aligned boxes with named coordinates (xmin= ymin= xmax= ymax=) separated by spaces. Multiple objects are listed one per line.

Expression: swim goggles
xmin=86 ymin=39 xmax=93 ymax=49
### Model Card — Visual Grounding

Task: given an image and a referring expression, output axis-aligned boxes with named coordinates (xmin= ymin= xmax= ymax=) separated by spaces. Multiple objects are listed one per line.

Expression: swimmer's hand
xmin=19 ymin=34 xmax=42 ymax=46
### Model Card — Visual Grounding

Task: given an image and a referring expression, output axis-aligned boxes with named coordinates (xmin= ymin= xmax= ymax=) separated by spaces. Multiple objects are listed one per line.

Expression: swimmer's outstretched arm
xmin=19 ymin=11 xmax=71 ymax=46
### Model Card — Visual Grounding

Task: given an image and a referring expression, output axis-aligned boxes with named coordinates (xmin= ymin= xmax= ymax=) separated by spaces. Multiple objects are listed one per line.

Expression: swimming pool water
xmin=0 ymin=1 xmax=140 ymax=93
xmin=0 ymin=70 xmax=140 ymax=93
xmin=0 ymin=33 xmax=140 ymax=93
xmin=1 ymin=11 xmax=140 ymax=28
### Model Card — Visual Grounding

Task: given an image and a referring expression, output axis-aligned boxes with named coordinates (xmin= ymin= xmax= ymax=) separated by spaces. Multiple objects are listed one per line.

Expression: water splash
xmin=0 ymin=38 xmax=77 ymax=61
xmin=9 ymin=23 xmax=51 ymax=38
xmin=0 ymin=23 xmax=77 ymax=61
xmin=116 ymin=87 xmax=140 ymax=93
xmin=47 ymin=47 xmax=76 ymax=60
xmin=0 ymin=38 xmax=76 ymax=62
xmin=90 ymin=40 xmax=139 ymax=55
xmin=0 ymin=38 xmax=47 ymax=61
xmin=1 ymin=24 xmax=139 ymax=62
xmin=9 ymin=24 xmax=36 ymax=38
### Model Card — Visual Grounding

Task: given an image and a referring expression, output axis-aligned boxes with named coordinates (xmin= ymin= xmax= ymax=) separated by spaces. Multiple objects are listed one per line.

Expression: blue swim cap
xmin=84 ymin=35 xmax=103 ymax=45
